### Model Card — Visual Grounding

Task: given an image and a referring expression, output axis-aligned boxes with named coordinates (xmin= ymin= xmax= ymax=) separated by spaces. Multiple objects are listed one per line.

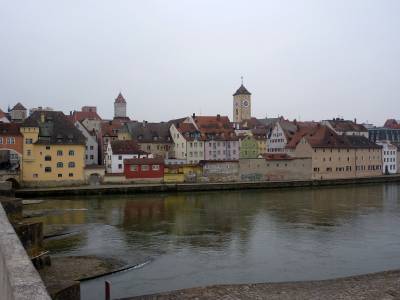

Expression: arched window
xmin=69 ymin=150 xmax=75 ymax=156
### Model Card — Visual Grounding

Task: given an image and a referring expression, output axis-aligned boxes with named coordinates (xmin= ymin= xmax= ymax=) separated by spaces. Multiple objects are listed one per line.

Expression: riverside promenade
xmin=16 ymin=174 xmax=400 ymax=198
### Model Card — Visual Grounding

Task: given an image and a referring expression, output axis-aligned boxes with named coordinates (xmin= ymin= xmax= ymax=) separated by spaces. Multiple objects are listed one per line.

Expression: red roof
xmin=115 ymin=93 xmax=126 ymax=104
xmin=71 ymin=110 xmax=102 ymax=122
xmin=101 ymin=120 xmax=124 ymax=137
xmin=193 ymin=115 xmax=238 ymax=140
xmin=124 ymin=157 xmax=164 ymax=165
xmin=0 ymin=123 xmax=22 ymax=136
xmin=110 ymin=140 xmax=148 ymax=155
xmin=11 ymin=102 xmax=26 ymax=111
xmin=0 ymin=109 xmax=7 ymax=118
xmin=384 ymin=119 xmax=400 ymax=129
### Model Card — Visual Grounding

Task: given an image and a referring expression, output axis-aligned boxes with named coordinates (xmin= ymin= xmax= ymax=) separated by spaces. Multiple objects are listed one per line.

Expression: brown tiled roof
xmin=115 ymin=93 xmax=126 ymax=104
xmin=0 ymin=123 xmax=22 ymax=136
xmin=110 ymin=140 xmax=148 ymax=155
xmin=176 ymin=122 xmax=203 ymax=141
xmin=194 ymin=115 xmax=238 ymax=141
xmin=233 ymin=84 xmax=251 ymax=96
xmin=261 ymin=153 xmax=294 ymax=160
xmin=287 ymin=125 xmax=380 ymax=149
xmin=124 ymin=157 xmax=164 ymax=165
xmin=0 ymin=109 xmax=7 ymax=118
xmin=122 ymin=121 xmax=173 ymax=143
xmin=21 ymin=111 xmax=86 ymax=145
xmin=327 ymin=119 xmax=367 ymax=132
xmin=71 ymin=110 xmax=102 ymax=122
xmin=101 ymin=120 xmax=124 ymax=137
xmin=384 ymin=119 xmax=400 ymax=129
xmin=11 ymin=102 xmax=26 ymax=111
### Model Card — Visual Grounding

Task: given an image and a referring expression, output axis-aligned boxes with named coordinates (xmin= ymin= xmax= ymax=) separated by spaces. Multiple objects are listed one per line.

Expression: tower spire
xmin=241 ymin=76 xmax=243 ymax=85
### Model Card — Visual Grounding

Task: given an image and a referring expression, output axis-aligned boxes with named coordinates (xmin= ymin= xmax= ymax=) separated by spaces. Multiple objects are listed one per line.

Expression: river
xmin=26 ymin=183 xmax=400 ymax=299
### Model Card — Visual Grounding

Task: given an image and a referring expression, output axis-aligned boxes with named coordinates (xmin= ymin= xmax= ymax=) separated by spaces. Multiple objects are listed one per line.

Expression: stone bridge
xmin=0 ymin=171 xmax=20 ymax=188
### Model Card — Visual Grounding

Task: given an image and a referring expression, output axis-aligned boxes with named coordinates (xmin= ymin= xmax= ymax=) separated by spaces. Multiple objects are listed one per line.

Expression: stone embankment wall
xmin=0 ymin=202 xmax=51 ymax=300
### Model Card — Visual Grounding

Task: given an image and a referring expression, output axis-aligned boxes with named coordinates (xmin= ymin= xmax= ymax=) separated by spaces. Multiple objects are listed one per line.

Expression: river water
xmin=27 ymin=183 xmax=400 ymax=299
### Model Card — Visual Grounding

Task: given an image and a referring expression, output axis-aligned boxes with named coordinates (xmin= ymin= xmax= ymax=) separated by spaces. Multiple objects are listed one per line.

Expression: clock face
xmin=243 ymin=100 xmax=249 ymax=107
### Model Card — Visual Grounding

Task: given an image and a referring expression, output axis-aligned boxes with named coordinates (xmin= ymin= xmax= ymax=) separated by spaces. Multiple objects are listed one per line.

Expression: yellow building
xmin=21 ymin=111 xmax=86 ymax=187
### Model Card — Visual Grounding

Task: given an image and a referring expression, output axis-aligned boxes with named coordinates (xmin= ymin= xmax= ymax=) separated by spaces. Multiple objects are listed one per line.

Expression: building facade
xmin=105 ymin=140 xmax=151 ymax=174
xmin=10 ymin=103 xmax=27 ymax=122
xmin=20 ymin=111 xmax=86 ymax=186
xmin=74 ymin=121 xmax=99 ymax=165
xmin=377 ymin=141 xmax=397 ymax=174
xmin=124 ymin=157 xmax=164 ymax=183
xmin=114 ymin=93 xmax=127 ymax=119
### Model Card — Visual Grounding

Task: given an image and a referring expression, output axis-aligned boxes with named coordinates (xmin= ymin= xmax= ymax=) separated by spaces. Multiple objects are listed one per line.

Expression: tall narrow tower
xmin=114 ymin=92 xmax=127 ymax=118
xmin=233 ymin=80 xmax=251 ymax=122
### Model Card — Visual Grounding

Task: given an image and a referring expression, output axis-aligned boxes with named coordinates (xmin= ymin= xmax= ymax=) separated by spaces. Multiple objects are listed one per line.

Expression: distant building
xmin=99 ymin=119 xmax=127 ymax=164
xmin=114 ymin=93 xmax=127 ymax=119
xmin=74 ymin=121 xmax=99 ymax=165
xmin=20 ymin=111 xmax=86 ymax=186
xmin=239 ymin=135 xmax=259 ymax=159
xmin=289 ymin=124 xmax=382 ymax=179
xmin=29 ymin=107 xmax=54 ymax=115
xmin=118 ymin=121 xmax=174 ymax=158
xmin=0 ymin=123 xmax=23 ymax=171
xmin=233 ymin=83 xmax=251 ymax=123
xmin=369 ymin=127 xmax=400 ymax=143
xmin=105 ymin=140 xmax=151 ymax=174
xmin=10 ymin=103 xmax=27 ymax=122
xmin=376 ymin=141 xmax=397 ymax=174
xmin=383 ymin=119 xmax=400 ymax=129
xmin=321 ymin=118 xmax=368 ymax=138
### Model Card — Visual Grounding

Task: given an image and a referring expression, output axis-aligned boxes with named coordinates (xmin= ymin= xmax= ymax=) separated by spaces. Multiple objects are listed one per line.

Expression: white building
xmin=377 ymin=141 xmax=397 ymax=174
xmin=74 ymin=121 xmax=99 ymax=165
xmin=105 ymin=140 xmax=151 ymax=174
xmin=267 ymin=119 xmax=297 ymax=154
xmin=321 ymin=119 xmax=368 ymax=138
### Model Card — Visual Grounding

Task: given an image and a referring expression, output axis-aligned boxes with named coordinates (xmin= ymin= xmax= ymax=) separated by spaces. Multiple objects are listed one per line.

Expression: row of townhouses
xmin=0 ymin=83 xmax=399 ymax=187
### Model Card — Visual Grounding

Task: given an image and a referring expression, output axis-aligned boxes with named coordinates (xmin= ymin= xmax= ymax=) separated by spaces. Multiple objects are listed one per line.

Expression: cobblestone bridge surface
xmin=124 ymin=270 xmax=400 ymax=300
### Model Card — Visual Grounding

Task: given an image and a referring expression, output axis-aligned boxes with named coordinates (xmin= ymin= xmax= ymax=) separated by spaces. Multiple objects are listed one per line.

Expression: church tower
xmin=114 ymin=92 xmax=127 ymax=118
xmin=233 ymin=80 xmax=251 ymax=123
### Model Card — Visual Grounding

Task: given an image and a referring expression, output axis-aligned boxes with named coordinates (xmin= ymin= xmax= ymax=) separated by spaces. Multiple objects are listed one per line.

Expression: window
xmin=90 ymin=146 xmax=94 ymax=150
xmin=57 ymin=150 xmax=63 ymax=156
xmin=69 ymin=150 xmax=75 ymax=156
xmin=68 ymin=162 xmax=75 ymax=168
xmin=46 ymin=146 xmax=50 ymax=150
xmin=69 ymin=173 xmax=74 ymax=177
xmin=152 ymin=164 xmax=160 ymax=171
xmin=33 ymin=173 xmax=38 ymax=178
xmin=57 ymin=162 xmax=63 ymax=168
xmin=45 ymin=167 xmax=52 ymax=173
xmin=7 ymin=137 xmax=15 ymax=144
xmin=90 ymin=155 xmax=94 ymax=160
xmin=0 ymin=137 xmax=2 ymax=144
xmin=45 ymin=155 xmax=51 ymax=161
xmin=130 ymin=165 xmax=138 ymax=171
xmin=58 ymin=174 xmax=62 ymax=178
xmin=141 ymin=165 xmax=149 ymax=171
xmin=118 ymin=164 xmax=122 ymax=169
xmin=118 ymin=155 xmax=122 ymax=160
xmin=25 ymin=138 xmax=33 ymax=144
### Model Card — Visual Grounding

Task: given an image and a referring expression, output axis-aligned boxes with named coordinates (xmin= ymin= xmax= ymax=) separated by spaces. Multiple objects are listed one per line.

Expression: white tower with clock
xmin=233 ymin=79 xmax=251 ymax=123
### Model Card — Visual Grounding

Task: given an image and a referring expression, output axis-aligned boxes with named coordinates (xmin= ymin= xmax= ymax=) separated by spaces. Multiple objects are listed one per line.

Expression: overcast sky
xmin=1 ymin=0 xmax=399 ymax=125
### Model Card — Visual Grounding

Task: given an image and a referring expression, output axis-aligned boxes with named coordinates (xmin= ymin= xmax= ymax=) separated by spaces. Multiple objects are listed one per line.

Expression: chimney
xmin=354 ymin=118 xmax=357 ymax=124
xmin=70 ymin=111 xmax=72 ymax=116
xmin=142 ymin=120 xmax=146 ymax=127
xmin=192 ymin=113 xmax=196 ymax=119
xmin=40 ymin=113 xmax=45 ymax=123
xmin=217 ymin=114 xmax=220 ymax=120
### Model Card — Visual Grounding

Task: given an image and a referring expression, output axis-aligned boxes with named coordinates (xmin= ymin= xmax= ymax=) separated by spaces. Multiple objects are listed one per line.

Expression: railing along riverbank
xmin=15 ymin=174 xmax=400 ymax=198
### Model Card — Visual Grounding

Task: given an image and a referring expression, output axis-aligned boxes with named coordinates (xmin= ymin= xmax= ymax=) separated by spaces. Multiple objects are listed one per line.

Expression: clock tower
xmin=233 ymin=81 xmax=251 ymax=123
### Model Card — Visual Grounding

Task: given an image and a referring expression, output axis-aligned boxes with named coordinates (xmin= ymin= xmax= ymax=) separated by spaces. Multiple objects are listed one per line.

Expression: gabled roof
xmin=70 ymin=110 xmax=102 ymax=122
xmin=287 ymin=124 xmax=380 ymax=149
xmin=233 ymin=84 xmax=251 ymax=96
xmin=110 ymin=140 xmax=148 ymax=155
xmin=384 ymin=119 xmax=400 ymax=129
xmin=325 ymin=119 xmax=368 ymax=133
xmin=115 ymin=93 xmax=126 ymax=104
xmin=11 ymin=102 xmax=26 ymax=111
xmin=193 ymin=115 xmax=238 ymax=140
xmin=21 ymin=111 xmax=86 ymax=145
xmin=0 ymin=109 xmax=7 ymax=118
xmin=122 ymin=121 xmax=173 ymax=143
xmin=101 ymin=119 xmax=125 ymax=137
xmin=0 ymin=123 xmax=22 ymax=136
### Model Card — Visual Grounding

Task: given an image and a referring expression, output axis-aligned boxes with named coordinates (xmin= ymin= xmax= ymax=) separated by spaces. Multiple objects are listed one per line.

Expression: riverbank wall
xmin=15 ymin=174 xmax=400 ymax=198
xmin=0 ymin=199 xmax=51 ymax=300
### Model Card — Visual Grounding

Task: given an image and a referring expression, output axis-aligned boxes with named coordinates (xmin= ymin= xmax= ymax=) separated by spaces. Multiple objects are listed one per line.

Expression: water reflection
xmin=27 ymin=183 xmax=400 ymax=299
